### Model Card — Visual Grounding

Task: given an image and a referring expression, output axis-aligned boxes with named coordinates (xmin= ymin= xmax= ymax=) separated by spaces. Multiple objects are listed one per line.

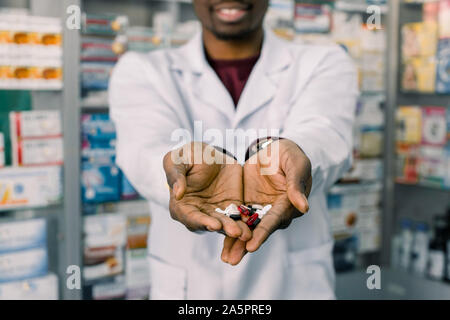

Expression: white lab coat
xmin=109 ymin=29 xmax=358 ymax=300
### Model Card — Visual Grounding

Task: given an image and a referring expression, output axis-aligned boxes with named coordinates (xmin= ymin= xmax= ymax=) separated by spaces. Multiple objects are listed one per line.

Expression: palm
xmin=178 ymin=162 xmax=243 ymax=217
xmin=243 ymin=161 xmax=295 ymax=228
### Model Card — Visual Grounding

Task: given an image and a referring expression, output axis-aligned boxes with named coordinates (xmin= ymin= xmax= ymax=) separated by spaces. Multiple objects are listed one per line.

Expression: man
xmin=109 ymin=0 xmax=358 ymax=299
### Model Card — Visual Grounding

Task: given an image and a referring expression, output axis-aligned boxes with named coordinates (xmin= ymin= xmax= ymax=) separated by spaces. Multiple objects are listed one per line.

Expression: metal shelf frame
xmin=3 ymin=0 xmax=446 ymax=300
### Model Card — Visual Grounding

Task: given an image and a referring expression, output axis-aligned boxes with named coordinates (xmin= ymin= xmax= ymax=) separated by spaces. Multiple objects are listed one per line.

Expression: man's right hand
xmin=163 ymin=142 xmax=251 ymax=241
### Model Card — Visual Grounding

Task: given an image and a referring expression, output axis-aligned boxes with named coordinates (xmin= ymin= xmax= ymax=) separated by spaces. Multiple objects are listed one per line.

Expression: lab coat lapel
xmin=170 ymin=32 xmax=235 ymax=122
xmin=234 ymin=30 xmax=292 ymax=128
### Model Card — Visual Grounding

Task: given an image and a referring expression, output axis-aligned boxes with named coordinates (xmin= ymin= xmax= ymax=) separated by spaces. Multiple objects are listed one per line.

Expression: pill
xmin=230 ymin=214 xmax=241 ymax=220
xmin=247 ymin=213 xmax=259 ymax=227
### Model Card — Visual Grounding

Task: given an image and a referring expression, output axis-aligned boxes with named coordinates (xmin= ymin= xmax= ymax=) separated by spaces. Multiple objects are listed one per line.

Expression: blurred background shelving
xmin=0 ymin=0 xmax=449 ymax=300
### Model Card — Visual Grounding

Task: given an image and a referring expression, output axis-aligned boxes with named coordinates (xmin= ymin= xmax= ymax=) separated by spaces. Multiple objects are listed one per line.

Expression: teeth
xmin=220 ymin=8 xmax=239 ymax=15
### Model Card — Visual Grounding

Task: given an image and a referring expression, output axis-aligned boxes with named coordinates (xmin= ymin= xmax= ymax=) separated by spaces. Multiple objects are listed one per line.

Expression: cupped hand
xmin=163 ymin=142 xmax=251 ymax=241
xmin=221 ymin=139 xmax=312 ymax=265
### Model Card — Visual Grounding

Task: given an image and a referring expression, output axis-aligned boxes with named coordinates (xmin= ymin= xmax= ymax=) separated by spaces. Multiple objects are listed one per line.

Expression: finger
xmin=163 ymin=150 xmax=190 ymax=200
xmin=246 ymin=200 xmax=289 ymax=253
xmin=210 ymin=211 xmax=242 ymax=238
xmin=285 ymin=161 xmax=311 ymax=214
xmin=221 ymin=236 xmax=236 ymax=263
xmin=169 ymin=166 xmax=188 ymax=200
xmin=236 ymin=220 xmax=252 ymax=242
xmin=175 ymin=203 xmax=222 ymax=232
xmin=287 ymin=183 xmax=309 ymax=214
xmin=227 ymin=239 xmax=248 ymax=266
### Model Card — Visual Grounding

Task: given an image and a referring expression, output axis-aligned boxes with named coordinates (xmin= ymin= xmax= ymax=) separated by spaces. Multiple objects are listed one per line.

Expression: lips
xmin=213 ymin=2 xmax=251 ymax=23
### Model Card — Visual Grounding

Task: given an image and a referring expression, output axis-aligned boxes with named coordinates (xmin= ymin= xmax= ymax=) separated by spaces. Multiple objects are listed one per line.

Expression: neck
xmin=203 ymin=27 xmax=263 ymax=60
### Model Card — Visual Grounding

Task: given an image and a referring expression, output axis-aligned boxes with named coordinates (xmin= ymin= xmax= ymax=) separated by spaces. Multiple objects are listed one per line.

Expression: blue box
xmin=436 ymin=39 xmax=450 ymax=94
xmin=81 ymin=163 xmax=121 ymax=203
xmin=0 ymin=219 xmax=46 ymax=254
xmin=81 ymin=114 xmax=117 ymax=142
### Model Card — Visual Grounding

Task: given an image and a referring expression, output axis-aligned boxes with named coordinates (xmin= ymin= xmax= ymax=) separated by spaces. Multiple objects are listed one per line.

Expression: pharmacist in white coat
xmin=109 ymin=0 xmax=358 ymax=300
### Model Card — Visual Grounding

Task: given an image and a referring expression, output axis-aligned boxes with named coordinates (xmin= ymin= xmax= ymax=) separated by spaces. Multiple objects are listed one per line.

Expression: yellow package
xmin=396 ymin=106 xmax=422 ymax=144
xmin=402 ymin=21 xmax=438 ymax=59
xmin=29 ymin=67 xmax=62 ymax=81
xmin=402 ymin=57 xmax=436 ymax=93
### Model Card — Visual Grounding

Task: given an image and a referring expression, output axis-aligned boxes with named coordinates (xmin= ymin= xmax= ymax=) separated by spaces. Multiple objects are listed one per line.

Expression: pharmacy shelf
xmin=381 ymin=0 xmax=450 ymax=268
xmin=336 ymin=267 xmax=450 ymax=300
xmin=396 ymin=181 xmax=450 ymax=192
xmin=334 ymin=1 xmax=388 ymax=14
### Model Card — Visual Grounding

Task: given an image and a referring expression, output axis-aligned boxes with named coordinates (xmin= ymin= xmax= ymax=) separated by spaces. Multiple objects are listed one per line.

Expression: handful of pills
xmin=215 ymin=203 xmax=272 ymax=229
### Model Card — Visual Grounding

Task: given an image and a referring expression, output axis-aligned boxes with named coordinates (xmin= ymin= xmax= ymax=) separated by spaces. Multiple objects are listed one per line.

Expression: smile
xmin=214 ymin=2 xmax=250 ymax=23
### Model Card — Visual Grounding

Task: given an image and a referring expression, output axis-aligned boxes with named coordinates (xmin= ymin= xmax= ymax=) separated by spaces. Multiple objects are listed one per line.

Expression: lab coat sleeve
xmin=109 ymin=52 xmax=183 ymax=207
xmin=280 ymin=46 xmax=358 ymax=191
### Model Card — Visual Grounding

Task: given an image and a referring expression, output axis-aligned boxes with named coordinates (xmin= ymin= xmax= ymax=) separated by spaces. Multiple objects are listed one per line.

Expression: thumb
xmin=164 ymin=152 xmax=188 ymax=200
xmin=286 ymin=176 xmax=310 ymax=214
xmin=172 ymin=169 xmax=187 ymax=200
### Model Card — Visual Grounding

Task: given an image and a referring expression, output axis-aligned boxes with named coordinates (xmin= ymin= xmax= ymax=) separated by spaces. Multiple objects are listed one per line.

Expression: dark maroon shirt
xmin=207 ymin=54 xmax=260 ymax=107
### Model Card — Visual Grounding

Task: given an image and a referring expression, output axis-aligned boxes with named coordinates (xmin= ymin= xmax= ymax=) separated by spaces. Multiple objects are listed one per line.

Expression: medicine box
xmin=83 ymin=214 xmax=127 ymax=282
xmin=341 ymin=158 xmax=383 ymax=182
xmin=396 ymin=144 xmax=420 ymax=184
xmin=14 ymin=137 xmax=64 ymax=166
xmin=0 ymin=273 xmax=58 ymax=300
xmin=294 ymin=3 xmax=331 ymax=34
xmin=82 ymin=14 xmax=129 ymax=36
xmin=81 ymin=114 xmax=116 ymax=142
xmin=83 ymin=275 xmax=126 ymax=300
xmin=81 ymin=144 xmax=116 ymax=165
xmin=418 ymin=145 xmax=446 ymax=187
xmin=125 ymin=248 xmax=149 ymax=300
xmin=0 ymin=218 xmax=46 ymax=254
xmin=81 ymin=163 xmax=120 ymax=203
xmin=81 ymin=62 xmax=114 ymax=90
xmin=9 ymin=110 xmax=62 ymax=139
xmin=402 ymin=57 xmax=437 ymax=93
xmin=402 ymin=21 xmax=438 ymax=59
xmin=0 ymin=166 xmax=62 ymax=210
xmin=396 ymin=106 xmax=422 ymax=145
xmin=439 ymin=0 xmax=450 ymax=38
xmin=83 ymin=248 xmax=124 ymax=282
xmin=81 ymin=37 xmax=120 ymax=62
xmin=0 ymin=247 xmax=48 ymax=283
xmin=126 ymin=214 xmax=150 ymax=250
xmin=84 ymin=214 xmax=127 ymax=248
xmin=327 ymin=183 xmax=382 ymax=236
xmin=421 ymin=106 xmax=447 ymax=146
xmin=436 ymin=38 xmax=450 ymax=94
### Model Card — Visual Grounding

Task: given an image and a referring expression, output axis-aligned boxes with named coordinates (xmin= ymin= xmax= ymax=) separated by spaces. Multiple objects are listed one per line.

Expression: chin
xmin=211 ymin=27 xmax=257 ymax=40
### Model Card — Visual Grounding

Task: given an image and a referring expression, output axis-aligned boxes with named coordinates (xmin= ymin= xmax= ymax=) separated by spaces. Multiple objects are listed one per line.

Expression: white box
xmin=0 ymin=218 xmax=46 ymax=253
xmin=342 ymin=159 xmax=383 ymax=182
xmin=9 ymin=110 xmax=62 ymax=139
xmin=92 ymin=275 xmax=126 ymax=300
xmin=125 ymin=248 xmax=149 ymax=291
xmin=84 ymin=214 xmax=127 ymax=281
xmin=0 ymin=273 xmax=58 ymax=300
xmin=0 ymin=166 xmax=62 ymax=210
xmin=0 ymin=247 xmax=48 ymax=283
xmin=14 ymin=137 xmax=63 ymax=166
xmin=84 ymin=214 xmax=127 ymax=248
